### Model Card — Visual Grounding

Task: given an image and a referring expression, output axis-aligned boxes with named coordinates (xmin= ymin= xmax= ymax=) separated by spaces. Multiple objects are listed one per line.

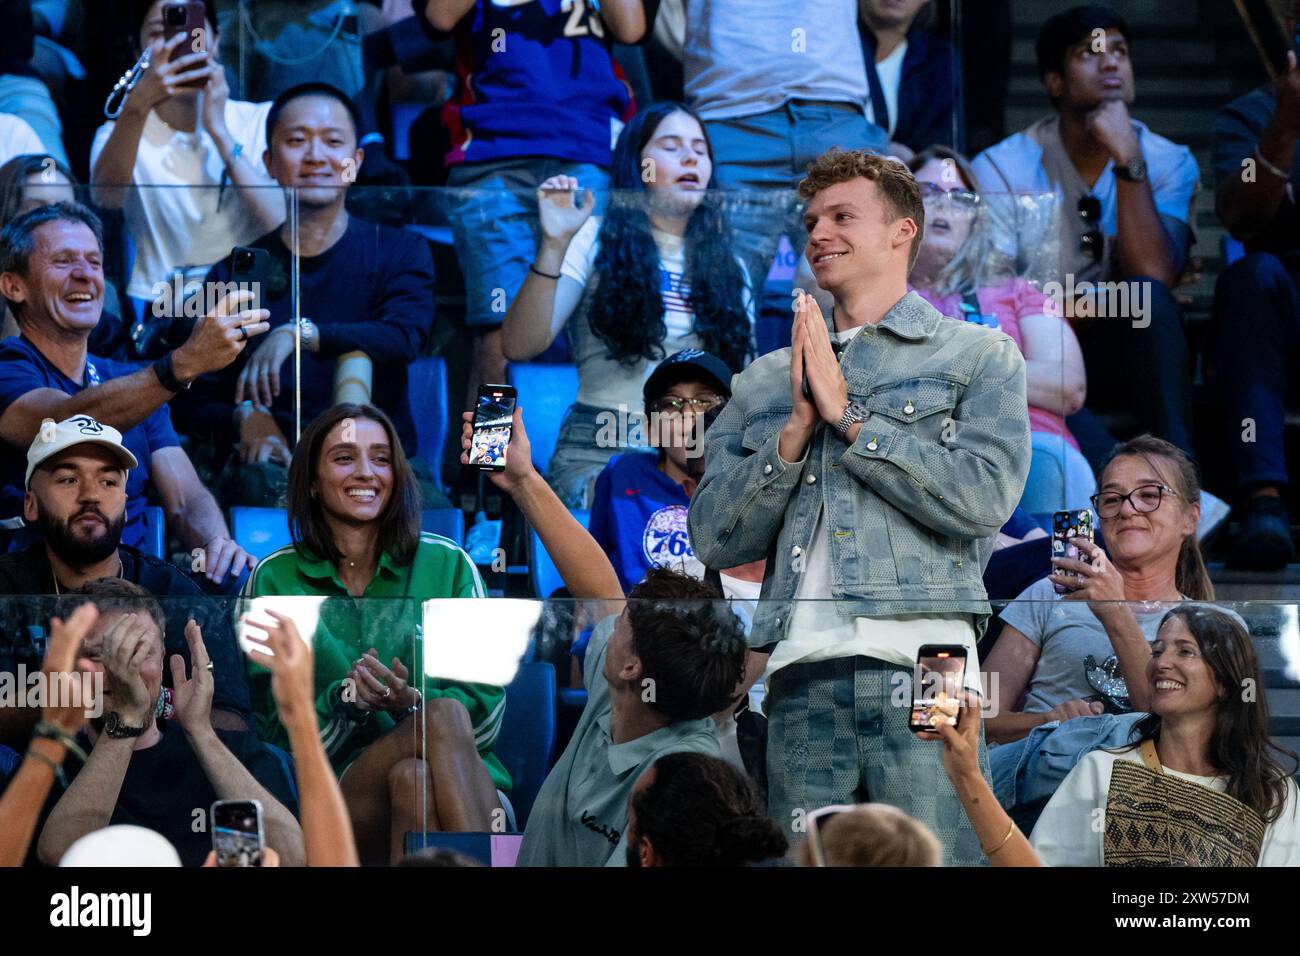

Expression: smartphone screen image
xmin=468 ymin=385 xmax=517 ymax=472
xmin=1051 ymin=509 xmax=1095 ymax=595
xmin=211 ymin=799 xmax=264 ymax=867
xmin=908 ymin=645 xmax=967 ymax=732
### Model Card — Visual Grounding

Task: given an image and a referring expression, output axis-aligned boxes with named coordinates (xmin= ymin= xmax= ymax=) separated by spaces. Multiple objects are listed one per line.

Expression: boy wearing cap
xmin=588 ymin=350 xmax=730 ymax=593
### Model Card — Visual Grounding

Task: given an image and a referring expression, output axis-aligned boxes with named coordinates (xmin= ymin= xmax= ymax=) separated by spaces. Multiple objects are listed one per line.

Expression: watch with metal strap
xmin=1113 ymin=155 xmax=1147 ymax=183
xmin=103 ymin=711 xmax=148 ymax=739
xmin=834 ymin=399 xmax=870 ymax=439
xmin=299 ymin=317 xmax=320 ymax=352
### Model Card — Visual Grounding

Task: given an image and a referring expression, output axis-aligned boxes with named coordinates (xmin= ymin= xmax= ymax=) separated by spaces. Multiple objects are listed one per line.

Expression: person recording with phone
xmin=90 ymin=1 xmax=283 ymax=313
xmin=36 ymin=578 xmax=303 ymax=868
xmin=689 ymin=149 xmax=1031 ymax=866
xmin=982 ymin=435 xmax=1212 ymax=746
xmin=0 ymin=202 xmax=267 ymax=585
xmin=177 ymin=83 xmax=437 ymax=510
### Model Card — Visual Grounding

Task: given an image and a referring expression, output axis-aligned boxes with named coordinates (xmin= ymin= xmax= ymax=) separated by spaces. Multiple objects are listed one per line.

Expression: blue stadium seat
xmin=507 ymin=363 xmax=579 ymax=475
xmin=408 ymin=355 xmax=449 ymax=488
xmin=421 ymin=508 xmax=465 ymax=546
xmin=530 ymin=509 xmax=589 ymax=599
xmin=493 ymin=660 xmax=557 ymax=830
xmin=230 ymin=507 xmax=292 ymax=562
xmin=141 ymin=506 xmax=166 ymax=560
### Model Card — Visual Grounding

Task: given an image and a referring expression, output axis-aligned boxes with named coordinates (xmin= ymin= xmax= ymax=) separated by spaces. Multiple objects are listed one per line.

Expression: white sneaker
xmin=1198 ymin=490 xmax=1231 ymax=542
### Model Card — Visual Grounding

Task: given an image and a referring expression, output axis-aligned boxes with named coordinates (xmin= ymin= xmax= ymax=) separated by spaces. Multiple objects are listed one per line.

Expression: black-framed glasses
xmin=1077 ymin=194 xmax=1103 ymax=261
xmin=918 ymin=181 xmax=980 ymax=209
xmin=1090 ymin=483 xmax=1178 ymax=518
xmin=650 ymin=394 xmax=723 ymax=417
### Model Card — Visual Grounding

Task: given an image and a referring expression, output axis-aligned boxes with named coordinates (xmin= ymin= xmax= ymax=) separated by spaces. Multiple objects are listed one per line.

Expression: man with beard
xmin=0 ymin=416 xmax=251 ymax=748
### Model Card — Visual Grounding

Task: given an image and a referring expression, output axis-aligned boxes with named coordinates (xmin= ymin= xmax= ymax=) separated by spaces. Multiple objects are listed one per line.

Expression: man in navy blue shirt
xmin=179 ymin=83 xmax=438 ymax=505
xmin=0 ymin=202 xmax=271 ymax=585
xmin=589 ymin=350 xmax=732 ymax=593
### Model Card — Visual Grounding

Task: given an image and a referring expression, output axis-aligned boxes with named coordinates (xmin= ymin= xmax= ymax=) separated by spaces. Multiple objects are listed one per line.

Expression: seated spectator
xmin=982 ymin=435 xmax=1212 ymax=745
xmin=906 ymin=146 xmax=1093 ymax=521
xmin=972 ymin=5 xmax=1204 ymax=498
xmin=90 ymin=1 xmax=283 ymax=314
xmin=0 ymin=416 xmax=251 ymax=745
xmin=0 ymin=202 xmax=268 ymax=586
xmin=246 ymin=401 xmax=620 ymax=864
xmin=416 ymin=0 xmax=647 ymax=408
xmin=517 ymin=568 xmax=747 ymax=867
xmin=0 ymin=154 xmax=128 ymax=357
xmin=858 ymin=0 xmax=960 ymax=156
xmin=624 ymin=752 xmax=786 ymax=867
xmin=36 ymin=578 xmax=304 ymax=868
xmin=178 ymin=82 xmax=438 ymax=509
xmin=502 ymin=102 xmax=753 ymax=508
xmin=589 ymin=349 xmax=733 ymax=591
xmin=1209 ymin=0 xmax=1300 ymax=570
xmin=1030 ymin=605 xmax=1300 ymax=865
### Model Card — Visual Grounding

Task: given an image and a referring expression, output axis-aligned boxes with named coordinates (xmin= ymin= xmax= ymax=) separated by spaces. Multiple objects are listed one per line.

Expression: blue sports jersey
xmin=588 ymin=451 xmax=702 ymax=594
xmin=0 ymin=336 xmax=179 ymax=552
xmin=441 ymin=0 xmax=632 ymax=167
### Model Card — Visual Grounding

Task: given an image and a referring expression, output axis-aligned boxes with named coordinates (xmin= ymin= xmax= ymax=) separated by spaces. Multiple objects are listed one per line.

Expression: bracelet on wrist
xmin=1255 ymin=145 xmax=1290 ymax=180
xmin=529 ymin=263 xmax=561 ymax=281
xmin=32 ymin=720 xmax=88 ymax=763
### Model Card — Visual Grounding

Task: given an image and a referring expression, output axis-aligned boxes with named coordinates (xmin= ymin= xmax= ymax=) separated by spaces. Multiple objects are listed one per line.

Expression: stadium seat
xmin=507 ymin=363 xmax=579 ymax=475
xmin=230 ymin=507 xmax=292 ymax=562
xmin=421 ymin=508 xmax=465 ymax=546
xmin=408 ymin=355 xmax=449 ymax=488
xmin=141 ymin=506 xmax=166 ymax=560
xmin=493 ymin=660 xmax=558 ymax=830
xmin=530 ymin=509 xmax=589 ymax=599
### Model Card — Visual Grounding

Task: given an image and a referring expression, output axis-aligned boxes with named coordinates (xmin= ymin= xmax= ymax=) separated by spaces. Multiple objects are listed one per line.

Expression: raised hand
xmin=242 ymin=611 xmax=316 ymax=728
xmin=41 ymin=603 xmax=99 ymax=734
xmin=537 ymin=176 xmax=596 ymax=244
xmin=170 ymin=620 xmax=215 ymax=734
xmin=174 ymin=289 xmax=272 ymax=381
xmin=460 ymin=406 xmax=535 ymax=492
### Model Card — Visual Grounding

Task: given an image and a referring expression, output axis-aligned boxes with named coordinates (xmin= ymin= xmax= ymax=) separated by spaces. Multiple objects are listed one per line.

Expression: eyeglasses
xmin=1090 ymin=483 xmax=1178 ymax=519
xmin=919 ymin=181 xmax=980 ymax=209
xmin=1077 ymin=195 xmax=1103 ymax=261
xmin=649 ymin=394 xmax=723 ymax=416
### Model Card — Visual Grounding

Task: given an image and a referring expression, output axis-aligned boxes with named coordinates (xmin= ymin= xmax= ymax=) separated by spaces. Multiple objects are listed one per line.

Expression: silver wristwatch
xmin=299 ymin=317 xmax=319 ymax=352
xmin=834 ymin=400 xmax=869 ymax=439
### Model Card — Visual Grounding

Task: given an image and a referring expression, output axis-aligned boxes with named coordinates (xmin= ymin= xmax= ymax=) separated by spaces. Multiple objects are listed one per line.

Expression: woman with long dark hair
xmin=502 ymin=101 xmax=753 ymax=507
xmin=1030 ymin=605 xmax=1300 ymax=865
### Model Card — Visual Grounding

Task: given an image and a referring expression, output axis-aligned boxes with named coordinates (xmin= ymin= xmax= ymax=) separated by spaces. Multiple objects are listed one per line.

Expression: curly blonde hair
xmin=798 ymin=148 xmax=925 ymax=269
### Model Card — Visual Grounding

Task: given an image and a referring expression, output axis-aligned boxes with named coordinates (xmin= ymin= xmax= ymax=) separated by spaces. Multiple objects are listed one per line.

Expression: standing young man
xmin=689 ymin=150 xmax=1030 ymax=865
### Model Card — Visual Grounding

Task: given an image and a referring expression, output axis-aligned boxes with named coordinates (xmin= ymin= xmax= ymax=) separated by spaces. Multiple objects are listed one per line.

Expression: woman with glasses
xmin=905 ymin=146 xmax=1094 ymax=525
xmin=501 ymin=102 xmax=753 ymax=509
xmin=982 ymin=434 xmax=1214 ymax=745
xmin=1030 ymin=604 xmax=1299 ymax=866
xmin=588 ymin=350 xmax=731 ymax=594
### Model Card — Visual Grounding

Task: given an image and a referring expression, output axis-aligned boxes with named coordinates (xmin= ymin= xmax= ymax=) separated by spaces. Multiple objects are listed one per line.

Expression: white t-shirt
xmin=765 ymin=324 xmax=980 ymax=687
xmin=559 ymin=216 xmax=753 ymax=411
xmin=1030 ymin=747 xmax=1300 ymax=866
xmin=0 ymin=112 xmax=47 ymax=167
xmin=91 ymin=100 xmax=283 ymax=299
xmin=866 ymin=39 xmax=907 ymax=139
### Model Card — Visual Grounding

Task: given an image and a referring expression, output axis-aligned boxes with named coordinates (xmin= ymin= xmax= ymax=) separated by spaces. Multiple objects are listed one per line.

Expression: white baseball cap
xmin=59 ymin=825 xmax=182 ymax=867
xmin=25 ymin=415 xmax=138 ymax=489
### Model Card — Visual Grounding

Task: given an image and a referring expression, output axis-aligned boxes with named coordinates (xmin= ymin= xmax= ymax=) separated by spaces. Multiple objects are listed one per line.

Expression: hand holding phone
xmin=162 ymin=2 xmax=211 ymax=89
xmin=1051 ymin=509 xmax=1094 ymax=595
xmin=467 ymin=384 xmax=518 ymax=472
xmin=908 ymin=645 xmax=968 ymax=733
xmin=211 ymin=799 xmax=264 ymax=867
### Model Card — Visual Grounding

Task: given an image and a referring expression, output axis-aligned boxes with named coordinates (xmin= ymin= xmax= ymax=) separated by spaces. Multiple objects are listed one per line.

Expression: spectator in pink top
xmin=907 ymin=146 xmax=1095 ymax=524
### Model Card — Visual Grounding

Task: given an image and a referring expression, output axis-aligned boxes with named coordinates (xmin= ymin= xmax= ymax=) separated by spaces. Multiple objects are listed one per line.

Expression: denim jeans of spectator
xmin=1020 ymin=431 xmax=1097 ymax=528
xmin=1211 ymin=251 xmax=1300 ymax=493
xmin=445 ymin=158 xmax=609 ymax=328
xmin=0 ymin=73 xmax=67 ymax=166
xmin=545 ymin=401 xmax=650 ymax=510
xmin=1067 ymin=275 xmax=1194 ymax=462
xmin=765 ymin=655 xmax=990 ymax=866
xmin=705 ymin=100 xmax=889 ymax=318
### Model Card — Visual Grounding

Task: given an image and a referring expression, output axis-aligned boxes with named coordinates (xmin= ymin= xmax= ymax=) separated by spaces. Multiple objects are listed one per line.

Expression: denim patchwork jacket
xmin=687 ymin=292 xmax=1031 ymax=649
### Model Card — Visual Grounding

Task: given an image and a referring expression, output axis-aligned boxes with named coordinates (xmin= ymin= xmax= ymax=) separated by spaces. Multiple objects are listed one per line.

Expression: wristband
xmin=153 ymin=352 xmax=191 ymax=392
xmin=529 ymin=263 xmax=561 ymax=281
xmin=396 ymin=688 xmax=423 ymax=719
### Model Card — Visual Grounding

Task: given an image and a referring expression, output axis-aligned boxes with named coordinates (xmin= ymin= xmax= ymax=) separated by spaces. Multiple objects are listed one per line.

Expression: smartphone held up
xmin=468 ymin=384 xmax=517 ymax=472
xmin=908 ymin=645 xmax=967 ymax=733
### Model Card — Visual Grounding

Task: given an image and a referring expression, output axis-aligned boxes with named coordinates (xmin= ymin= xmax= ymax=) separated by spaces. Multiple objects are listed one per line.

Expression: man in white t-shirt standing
xmin=90 ymin=1 xmax=284 ymax=314
xmin=690 ymin=150 xmax=1030 ymax=865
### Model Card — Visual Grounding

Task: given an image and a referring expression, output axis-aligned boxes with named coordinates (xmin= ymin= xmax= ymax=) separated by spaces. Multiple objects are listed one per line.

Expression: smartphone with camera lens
xmin=468 ymin=384 xmax=517 ymax=472
xmin=161 ymin=2 xmax=209 ymax=86
xmin=211 ymin=799 xmax=264 ymax=867
xmin=229 ymin=245 xmax=269 ymax=311
xmin=908 ymin=644 xmax=967 ymax=733
xmin=1051 ymin=509 xmax=1094 ymax=595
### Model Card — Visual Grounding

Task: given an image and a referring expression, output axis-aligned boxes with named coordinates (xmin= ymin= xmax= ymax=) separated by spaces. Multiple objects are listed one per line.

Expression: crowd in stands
xmin=2 ymin=0 xmax=1300 ymax=870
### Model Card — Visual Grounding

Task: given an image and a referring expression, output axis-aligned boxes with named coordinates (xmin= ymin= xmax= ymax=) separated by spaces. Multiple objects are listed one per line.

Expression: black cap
xmin=642 ymin=349 xmax=734 ymax=405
